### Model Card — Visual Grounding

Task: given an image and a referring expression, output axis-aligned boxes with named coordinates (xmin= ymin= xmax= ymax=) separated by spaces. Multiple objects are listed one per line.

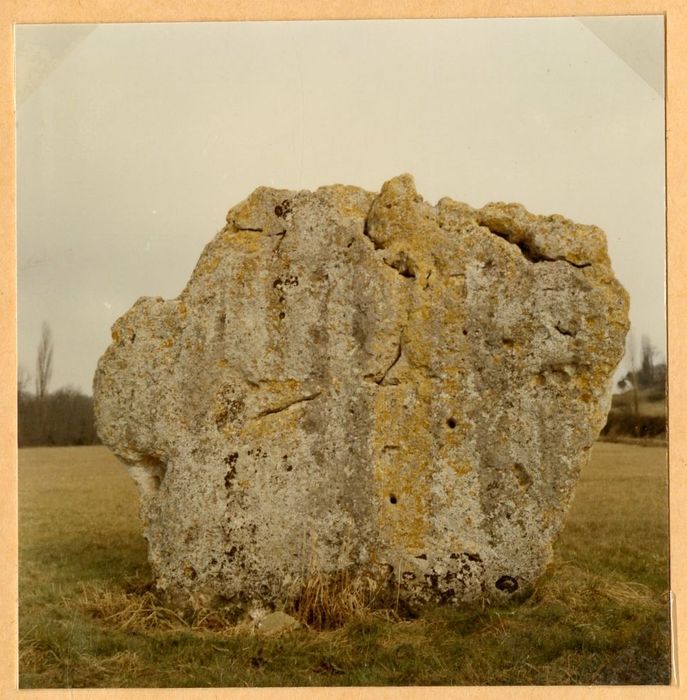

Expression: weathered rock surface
xmin=94 ymin=174 xmax=629 ymax=612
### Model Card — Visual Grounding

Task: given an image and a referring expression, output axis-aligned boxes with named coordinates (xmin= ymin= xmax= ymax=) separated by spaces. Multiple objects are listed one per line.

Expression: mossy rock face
xmin=93 ymin=175 xmax=629 ymax=612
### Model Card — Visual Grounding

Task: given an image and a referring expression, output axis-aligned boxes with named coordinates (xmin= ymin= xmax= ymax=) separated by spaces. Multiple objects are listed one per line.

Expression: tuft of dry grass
xmin=529 ymin=559 xmax=664 ymax=612
xmin=76 ymin=583 xmax=189 ymax=632
xmin=288 ymin=568 xmax=396 ymax=630
xmin=75 ymin=581 xmax=254 ymax=636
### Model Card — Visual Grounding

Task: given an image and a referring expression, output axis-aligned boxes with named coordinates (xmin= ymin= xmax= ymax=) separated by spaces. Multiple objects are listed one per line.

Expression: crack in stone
xmin=362 ymin=218 xmax=383 ymax=250
xmin=362 ymin=217 xmax=417 ymax=280
xmin=269 ymin=229 xmax=287 ymax=253
xmin=481 ymin=224 xmax=592 ymax=269
xmin=252 ymin=391 xmax=322 ymax=419
xmin=554 ymin=323 xmax=575 ymax=337
xmin=374 ymin=338 xmax=403 ymax=386
xmin=232 ymin=224 xmax=264 ymax=232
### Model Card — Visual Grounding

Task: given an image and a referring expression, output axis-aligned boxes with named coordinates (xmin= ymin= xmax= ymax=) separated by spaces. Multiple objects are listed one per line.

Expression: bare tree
xmin=640 ymin=334 xmax=656 ymax=388
xmin=628 ymin=332 xmax=640 ymax=416
xmin=35 ymin=322 xmax=53 ymax=399
xmin=17 ymin=364 xmax=30 ymax=398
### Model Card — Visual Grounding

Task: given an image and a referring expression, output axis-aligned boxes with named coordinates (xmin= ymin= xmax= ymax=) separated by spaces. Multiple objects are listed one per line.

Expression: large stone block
xmin=94 ymin=175 xmax=629 ymax=611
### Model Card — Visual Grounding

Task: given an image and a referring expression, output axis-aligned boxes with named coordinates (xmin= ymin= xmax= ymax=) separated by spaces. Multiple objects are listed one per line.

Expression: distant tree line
xmin=18 ymin=323 xmax=99 ymax=447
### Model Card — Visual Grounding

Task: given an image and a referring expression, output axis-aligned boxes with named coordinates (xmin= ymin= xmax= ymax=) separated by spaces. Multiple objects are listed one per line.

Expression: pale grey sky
xmin=16 ymin=17 xmax=665 ymax=395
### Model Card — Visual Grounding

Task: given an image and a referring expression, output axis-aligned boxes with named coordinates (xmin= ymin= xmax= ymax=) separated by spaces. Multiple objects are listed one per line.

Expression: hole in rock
xmin=389 ymin=494 xmax=398 ymax=504
xmin=554 ymin=323 xmax=575 ymax=337
xmin=495 ymin=575 xmax=519 ymax=593
xmin=447 ymin=417 xmax=457 ymax=429
xmin=532 ymin=373 xmax=546 ymax=386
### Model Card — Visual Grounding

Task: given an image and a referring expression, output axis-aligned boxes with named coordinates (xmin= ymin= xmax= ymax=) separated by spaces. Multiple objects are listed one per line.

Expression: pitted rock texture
xmin=94 ymin=174 xmax=629 ymax=611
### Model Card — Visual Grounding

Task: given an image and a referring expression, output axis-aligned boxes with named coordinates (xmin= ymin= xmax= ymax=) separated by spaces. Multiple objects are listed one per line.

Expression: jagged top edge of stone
xmin=226 ymin=173 xmax=587 ymax=228
xmin=103 ymin=174 xmax=625 ymax=346
xmin=223 ymin=173 xmax=615 ymax=271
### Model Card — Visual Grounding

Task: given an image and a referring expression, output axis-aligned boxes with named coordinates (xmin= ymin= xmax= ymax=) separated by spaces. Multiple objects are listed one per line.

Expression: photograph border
xmin=2 ymin=1 xmax=684 ymax=698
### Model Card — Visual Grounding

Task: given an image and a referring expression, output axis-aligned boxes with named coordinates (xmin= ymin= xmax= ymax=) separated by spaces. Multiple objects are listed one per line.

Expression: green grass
xmin=18 ymin=443 xmax=670 ymax=687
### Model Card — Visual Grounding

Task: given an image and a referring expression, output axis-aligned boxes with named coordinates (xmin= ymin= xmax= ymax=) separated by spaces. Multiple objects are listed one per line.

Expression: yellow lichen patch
xmin=407 ymin=281 xmax=467 ymax=374
xmin=197 ymin=255 xmax=221 ymax=276
xmin=366 ymin=175 xmax=448 ymax=284
xmin=316 ymin=184 xmax=374 ymax=214
xmin=372 ymin=375 xmax=434 ymax=552
xmin=253 ymin=378 xmax=302 ymax=406
xmin=241 ymin=402 xmax=305 ymax=442
xmin=403 ymin=299 xmax=435 ymax=372
xmin=231 ymin=249 xmax=261 ymax=288
xmin=227 ymin=194 xmax=268 ymax=230
xmin=229 ymin=231 xmax=263 ymax=255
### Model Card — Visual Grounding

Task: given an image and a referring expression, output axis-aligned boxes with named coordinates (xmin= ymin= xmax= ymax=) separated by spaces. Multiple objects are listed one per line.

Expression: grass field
xmin=18 ymin=443 xmax=670 ymax=687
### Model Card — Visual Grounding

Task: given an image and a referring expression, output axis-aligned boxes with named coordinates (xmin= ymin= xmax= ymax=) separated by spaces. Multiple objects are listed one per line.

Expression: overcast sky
xmin=16 ymin=17 xmax=665 ymax=395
